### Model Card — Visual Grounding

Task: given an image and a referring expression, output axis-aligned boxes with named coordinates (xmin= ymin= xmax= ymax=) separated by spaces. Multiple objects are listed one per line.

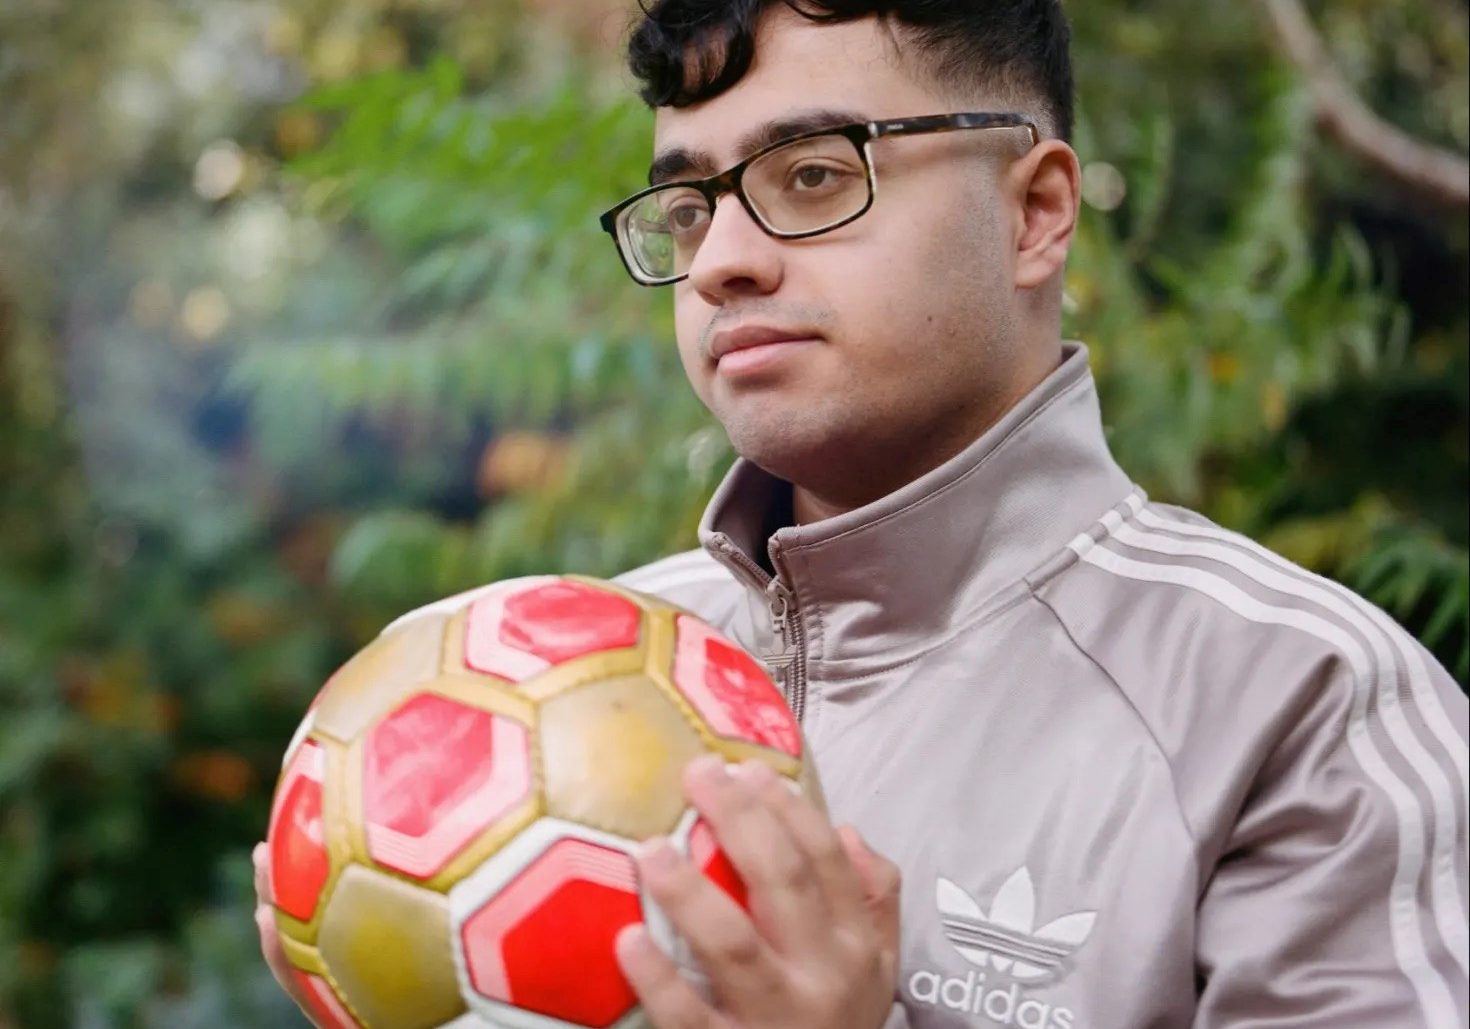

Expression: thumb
xmin=836 ymin=825 xmax=901 ymax=953
xmin=254 ymin=844 xmax=322 ymax=1024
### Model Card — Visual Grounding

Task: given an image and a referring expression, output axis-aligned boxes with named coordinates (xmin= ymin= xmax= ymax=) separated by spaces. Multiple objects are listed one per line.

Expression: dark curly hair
xmin=627 ymin=0 xmax=1074 ymax=141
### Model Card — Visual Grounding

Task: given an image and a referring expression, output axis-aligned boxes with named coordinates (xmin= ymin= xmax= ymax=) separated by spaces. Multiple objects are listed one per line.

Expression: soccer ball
xmin=266 ymin=575 xmax=820 ymax=1029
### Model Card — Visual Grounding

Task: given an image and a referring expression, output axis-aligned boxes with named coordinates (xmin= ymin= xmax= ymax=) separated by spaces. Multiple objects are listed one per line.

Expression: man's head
xmin=622 ymin=1 xmax=1081 ymax=514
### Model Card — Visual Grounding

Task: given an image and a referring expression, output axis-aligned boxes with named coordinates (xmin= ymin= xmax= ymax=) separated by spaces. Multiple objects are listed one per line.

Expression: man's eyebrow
xmin=647 ymin=108 xmax=869 ymax=186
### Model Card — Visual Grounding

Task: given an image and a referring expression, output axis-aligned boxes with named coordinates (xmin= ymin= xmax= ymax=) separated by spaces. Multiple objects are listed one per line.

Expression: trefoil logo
xmin=906 ymin=868 xmax=1096 ymax=1028
xmin=938 ymin=868 xmax=1095 ymax=982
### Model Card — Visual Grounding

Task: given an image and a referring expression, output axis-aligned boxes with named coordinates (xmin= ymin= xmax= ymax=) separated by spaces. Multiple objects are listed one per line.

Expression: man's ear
xmin=1011 ymin=140 xmax=1081 ymax=290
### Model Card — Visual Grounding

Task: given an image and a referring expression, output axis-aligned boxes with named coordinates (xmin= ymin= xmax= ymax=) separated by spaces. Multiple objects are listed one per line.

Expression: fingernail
xmin=687 ymin=753 xmax=727 ymax=781
xmin=614 ymin=923 xmax=653 ymax=966
xmin=734 ymin=760 xmax=776 ymax=785
xmin=636 ymin=836 xmax=678 ymax=871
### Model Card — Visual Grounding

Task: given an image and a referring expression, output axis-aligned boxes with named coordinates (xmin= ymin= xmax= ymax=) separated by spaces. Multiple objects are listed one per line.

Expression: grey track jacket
xmin=616 ymin=342 xmax=1470 ymax=1029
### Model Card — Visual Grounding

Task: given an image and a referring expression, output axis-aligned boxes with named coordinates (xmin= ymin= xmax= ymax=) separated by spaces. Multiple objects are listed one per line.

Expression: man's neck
xmin=789 ymin=339 xmax=1064 ymax=526
xmin=792 ymin=487 xmax=851 ymax=526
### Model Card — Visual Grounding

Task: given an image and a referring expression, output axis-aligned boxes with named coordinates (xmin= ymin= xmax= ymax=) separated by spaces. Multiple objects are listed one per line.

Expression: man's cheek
xmin=671 ymin=331 xmax=705 ymax=379
xmin=675 ymin=347 xmax=718 ymax=412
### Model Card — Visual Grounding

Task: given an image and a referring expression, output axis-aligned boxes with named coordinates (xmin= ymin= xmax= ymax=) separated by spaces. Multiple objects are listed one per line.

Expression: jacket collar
xmin=698 ymin=341 xmax=1136 ymax=675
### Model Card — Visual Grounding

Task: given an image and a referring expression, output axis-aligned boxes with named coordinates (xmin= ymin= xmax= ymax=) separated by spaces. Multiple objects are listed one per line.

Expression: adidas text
xmin=908 ymin=968 xmax=1075 ymax=1029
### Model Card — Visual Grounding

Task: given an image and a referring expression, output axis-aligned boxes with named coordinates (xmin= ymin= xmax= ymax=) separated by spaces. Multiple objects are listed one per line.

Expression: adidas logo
xmin=937 ymin=868 xmax=1095 ymax=983
xmin=906 ymin=868 xmax=1095 ymax=1028
xmin=907 ymin=971 xmax=1076 ymax=1029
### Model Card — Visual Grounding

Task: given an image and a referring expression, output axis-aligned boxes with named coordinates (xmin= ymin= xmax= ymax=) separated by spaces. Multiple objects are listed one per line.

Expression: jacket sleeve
xmin=1192 ymin=643 xmax=1469 ymax=1028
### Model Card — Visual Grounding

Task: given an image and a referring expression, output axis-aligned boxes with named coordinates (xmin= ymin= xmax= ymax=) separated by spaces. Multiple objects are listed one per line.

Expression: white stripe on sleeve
xmin=1075 ymin=537 xmax=1462 ymax=1029
xmin=1118 ymin=513 xmax=1468 ymax=977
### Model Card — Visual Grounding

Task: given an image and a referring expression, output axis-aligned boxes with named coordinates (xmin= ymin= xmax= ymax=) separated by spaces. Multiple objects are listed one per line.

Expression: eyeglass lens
xmin=621 ymin=133 xmax=870 ymax=281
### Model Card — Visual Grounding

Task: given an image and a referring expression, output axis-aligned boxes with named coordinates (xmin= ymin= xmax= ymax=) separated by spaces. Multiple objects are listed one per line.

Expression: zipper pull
xmin=763 ymin=578 xmax=796 ymax=679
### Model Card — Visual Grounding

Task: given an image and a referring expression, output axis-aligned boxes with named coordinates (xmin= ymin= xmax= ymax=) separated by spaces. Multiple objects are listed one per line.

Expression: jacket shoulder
xmin=1034 ymin=498 xmax=1441 ymax=690
xmin=614 ymin=548 xmax=744 ymax=628
xmin=1030 ymin=497 xmax=1467 ymax=848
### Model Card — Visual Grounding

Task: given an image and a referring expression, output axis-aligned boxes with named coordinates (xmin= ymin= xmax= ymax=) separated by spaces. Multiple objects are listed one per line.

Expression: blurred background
xmin=0 ymin=0 xmax=1465 ymax=1025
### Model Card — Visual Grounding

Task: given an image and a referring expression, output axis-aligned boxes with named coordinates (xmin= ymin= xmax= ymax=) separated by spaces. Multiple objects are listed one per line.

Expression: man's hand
xmin=616 ymin=754 xmax=902 ymax=1029
xmin=252 ymin=842 xmax=318 ymax=1022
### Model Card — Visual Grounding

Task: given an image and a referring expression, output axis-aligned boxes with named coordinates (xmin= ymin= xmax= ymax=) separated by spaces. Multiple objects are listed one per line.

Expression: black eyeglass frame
xmin=599 ymin=111 xmax=1040 ymax=286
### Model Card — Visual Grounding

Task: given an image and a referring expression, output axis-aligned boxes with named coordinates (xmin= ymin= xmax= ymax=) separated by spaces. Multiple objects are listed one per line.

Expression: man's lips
xmin=708 ymin=324 xmax=822 ymax=361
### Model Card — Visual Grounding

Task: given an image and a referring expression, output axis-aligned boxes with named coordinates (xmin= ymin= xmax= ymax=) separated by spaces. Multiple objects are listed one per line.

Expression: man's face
xmin=652 ymin=8 xmax=1034 ymax=500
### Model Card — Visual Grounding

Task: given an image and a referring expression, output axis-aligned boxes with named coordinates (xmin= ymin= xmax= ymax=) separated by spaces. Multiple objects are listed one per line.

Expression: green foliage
xmin=227 ymin=63 xmax=723 ymax=626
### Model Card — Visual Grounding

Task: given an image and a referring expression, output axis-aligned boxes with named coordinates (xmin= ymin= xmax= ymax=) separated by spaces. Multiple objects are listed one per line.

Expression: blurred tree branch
xmin=1261 ymin=0 xmax=1470 ymax=211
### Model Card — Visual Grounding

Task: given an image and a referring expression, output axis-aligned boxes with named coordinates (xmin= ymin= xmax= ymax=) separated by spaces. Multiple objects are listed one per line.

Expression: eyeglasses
xmin=599 ymin=112 xmax=1039 ymax=287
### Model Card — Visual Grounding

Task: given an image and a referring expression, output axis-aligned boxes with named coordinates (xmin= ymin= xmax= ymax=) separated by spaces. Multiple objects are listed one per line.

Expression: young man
xmin=599 ymin=1 xmax=1469 ymax=1027
xmin=259 ymin=2 xmax=1468 ymax=1026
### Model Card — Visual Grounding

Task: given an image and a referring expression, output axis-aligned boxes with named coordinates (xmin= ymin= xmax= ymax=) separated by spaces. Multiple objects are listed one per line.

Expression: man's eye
xmin=667 ymin=204 xmax=708 ymax=231
xmin=790 ymin=164 xmax=846 ymax=190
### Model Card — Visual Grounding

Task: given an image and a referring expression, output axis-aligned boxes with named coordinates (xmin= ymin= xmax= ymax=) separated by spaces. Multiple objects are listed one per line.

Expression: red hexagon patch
xmin=671 ymin=616 xmax=801 ymax=757
xmin=268 ymin=739 xmax=330 ymax=923
xmin=289 ymin=969 xmax=362 ymax=1029
xmin=460 ymin=836 xmax=641 ymax=1028
xmin=363 ymin=693 xmax=530 ymax=880
xmin=688 ymin=817 xmax=749 ymax=911
xmin=464 ymin=580 xmax=642 ymax=683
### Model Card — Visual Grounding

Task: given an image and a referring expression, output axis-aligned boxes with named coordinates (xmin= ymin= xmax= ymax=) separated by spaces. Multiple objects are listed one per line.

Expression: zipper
xmin=706 ymin=533 xmax=810 ymax=724
xmin=766 ymin=575 xmax=809 ymax=723
xmin=765 ymin=576 xmax=796 ymax=678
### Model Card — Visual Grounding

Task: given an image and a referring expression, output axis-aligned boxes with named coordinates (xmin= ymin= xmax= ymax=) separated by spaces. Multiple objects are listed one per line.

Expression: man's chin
xmin=725 ymin=421 xmax=859 ymax=483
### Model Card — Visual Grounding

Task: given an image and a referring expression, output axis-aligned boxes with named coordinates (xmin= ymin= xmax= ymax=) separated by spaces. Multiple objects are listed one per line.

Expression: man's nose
xmin=685 ymin=193 xmax=784 ymax=301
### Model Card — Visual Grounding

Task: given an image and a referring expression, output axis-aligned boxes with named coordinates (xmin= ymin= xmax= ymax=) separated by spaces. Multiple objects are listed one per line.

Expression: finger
xmin=837 ymin=826 xmax=902 ymax=971
xmin=636 ymin=835 xmax=778 ymax=1008
xmin=616 ymin=923 xmax=720 ymax=1029
xmin=256 ymin=905 xmax=330 ymax=1029
xmin=253 ymin=842 xmax=272 ymax=905
xmin=736 ymin=760 xmax=868 ymax=929
xmin=255 ymin=905 xmax=298 ymax=994
xmin=252 ymin=845 xmax=299 ymax=1000
xmin=683 ymin=755 xmax=830 ymax=951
